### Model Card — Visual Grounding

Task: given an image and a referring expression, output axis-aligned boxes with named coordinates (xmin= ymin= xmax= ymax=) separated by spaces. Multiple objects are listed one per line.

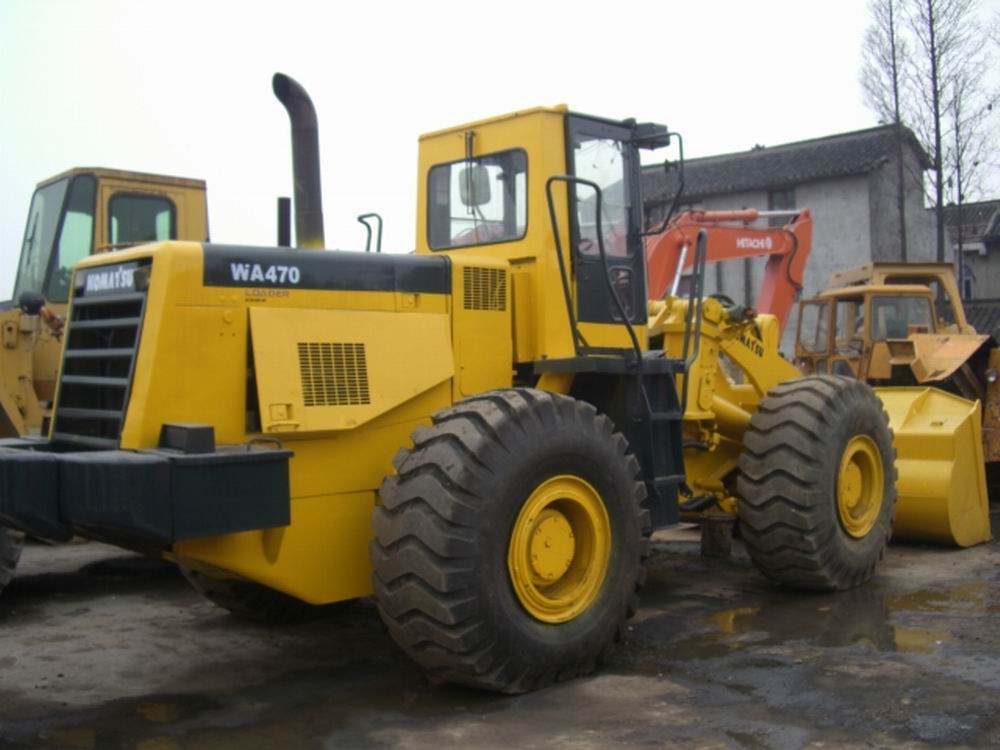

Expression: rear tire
xmin=179 ymin=564 xmax=320 ymax=624
xmin=736 ymin=376 xmax=896 ymax=590
xmin=0 ymin=526 xmax=24 ymax=595
xmin=371 ymin=388 xmax=649 ymax=693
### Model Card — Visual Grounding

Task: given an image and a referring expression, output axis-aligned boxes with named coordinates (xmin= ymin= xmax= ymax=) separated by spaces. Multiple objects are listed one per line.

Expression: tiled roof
xmin=643 ymin=124 xmax=930 ymax=204
xmin=943 ymin=200 xmax=1000 ymax=241
xmin=964 ymin=299 xmax=1000 ymax=338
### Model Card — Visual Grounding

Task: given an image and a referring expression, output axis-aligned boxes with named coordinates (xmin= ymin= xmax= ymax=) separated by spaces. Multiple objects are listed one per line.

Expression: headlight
xmin=986 ymin=369 xmax=998 ymax=384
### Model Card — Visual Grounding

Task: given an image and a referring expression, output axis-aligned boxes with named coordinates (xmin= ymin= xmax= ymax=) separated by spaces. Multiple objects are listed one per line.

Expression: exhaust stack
xmin=272 ymin=72 xmax=325 ymax=249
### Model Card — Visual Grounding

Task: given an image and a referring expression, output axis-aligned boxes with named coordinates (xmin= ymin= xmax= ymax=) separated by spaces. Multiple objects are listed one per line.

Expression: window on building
xmin=427 ymin=149 xmax=527 ymax=250
xmin=109 ymin=194 xmax=176 ymax=246
xmin=767 ymin=187 xmax=796 ymax=227
xmin=963 ymin=275 xmax=973 ymax=300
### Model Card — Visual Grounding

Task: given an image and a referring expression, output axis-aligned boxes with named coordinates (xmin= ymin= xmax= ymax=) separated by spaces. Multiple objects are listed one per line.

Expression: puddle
xmin=885 ymin=583 xmax=989 ymax=614
xmin=634 ymin=579 xmax=991 ymax=665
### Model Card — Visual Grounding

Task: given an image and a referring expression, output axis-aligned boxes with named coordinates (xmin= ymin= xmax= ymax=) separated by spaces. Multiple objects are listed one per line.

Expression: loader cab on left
xmin=12 ymin=168 xmax=208 ymax=306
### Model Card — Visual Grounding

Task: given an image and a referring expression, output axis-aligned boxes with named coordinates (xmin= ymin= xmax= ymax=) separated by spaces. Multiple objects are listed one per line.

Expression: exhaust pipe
xmin=272 ymin=73 xmax=325 ymax=249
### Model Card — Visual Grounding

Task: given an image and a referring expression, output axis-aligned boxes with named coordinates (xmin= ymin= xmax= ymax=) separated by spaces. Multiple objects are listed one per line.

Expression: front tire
xmin=736 ymin=376 xmax=897 ymax=590
xmin=371 ymin=388 xmax=649 ymax=693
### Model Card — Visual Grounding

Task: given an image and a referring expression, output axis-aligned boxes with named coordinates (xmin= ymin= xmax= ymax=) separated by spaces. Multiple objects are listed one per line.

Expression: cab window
xmin=427 ymin=149 xmax=527 ymax=250
xmin=14 ymin=178 xmax=71 ymax=300
xmin=834 ymin=297 xmax=865 ymax=350
xmin=46 ymin=175 xmax=96 ymax=302
xmin=798 ymin=301 xmax=830 ymax=353
xmin=572 ymin=137 xmax=630 ymax=257
xmin=871 ymin=296 xmax=933 ymax=340
xmin=109 ymin=194 xmax=176 ymax=246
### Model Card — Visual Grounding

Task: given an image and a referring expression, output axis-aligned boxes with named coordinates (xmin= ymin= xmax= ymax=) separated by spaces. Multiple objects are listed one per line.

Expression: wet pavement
xmin=0 ymin=509 xmax=997 ymax=750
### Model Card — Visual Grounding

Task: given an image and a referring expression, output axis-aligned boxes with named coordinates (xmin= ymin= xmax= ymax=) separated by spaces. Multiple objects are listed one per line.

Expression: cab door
xmin=566 ymin=116 xmax=646 ymax=348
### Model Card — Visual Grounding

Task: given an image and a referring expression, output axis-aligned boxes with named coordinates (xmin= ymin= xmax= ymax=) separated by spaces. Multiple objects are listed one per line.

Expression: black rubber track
xmin=180 ymin=565 xmax=321 ymax=624
xmin=0 ymin=527 xmax=24 ymax=594
xmin=736 ymin=376 xmax=897 ymax=591
xmin=371 ymin=388 xmax=650 ymax=693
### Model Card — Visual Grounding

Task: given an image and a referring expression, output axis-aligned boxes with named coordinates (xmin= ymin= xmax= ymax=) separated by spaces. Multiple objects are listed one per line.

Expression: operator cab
xmin=795 ymin=285 xmax=937 ymax=377
xmin=416 ymin=106 xmax=671 ymax=363
xmin=11 ymin=168 xmax=206 ymax=306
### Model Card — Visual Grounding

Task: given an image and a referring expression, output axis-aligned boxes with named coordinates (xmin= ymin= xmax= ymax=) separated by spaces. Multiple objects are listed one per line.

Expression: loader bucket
xmin=875 ymin=387 xmax=991 ymax=547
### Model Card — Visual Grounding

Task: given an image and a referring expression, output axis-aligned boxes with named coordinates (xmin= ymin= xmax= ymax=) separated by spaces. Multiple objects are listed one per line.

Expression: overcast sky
xmin=1 ymin=0 xmax=998 ymax=297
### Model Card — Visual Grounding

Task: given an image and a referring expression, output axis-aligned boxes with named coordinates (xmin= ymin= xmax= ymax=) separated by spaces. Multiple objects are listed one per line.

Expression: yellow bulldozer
xmin=0 ymin=167 xmax=208 ymax=593
xmin=0 ymin=75 xmax=987 ymax=692
xmin=794 ymin=263 xmax=994 ymax=546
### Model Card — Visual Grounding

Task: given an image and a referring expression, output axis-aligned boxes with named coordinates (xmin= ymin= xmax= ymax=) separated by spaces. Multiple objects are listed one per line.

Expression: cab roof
xmin=36 ymin=167 xmax=206 ymax=191
xmin=815 ymin=284 xmax=933 ymax=300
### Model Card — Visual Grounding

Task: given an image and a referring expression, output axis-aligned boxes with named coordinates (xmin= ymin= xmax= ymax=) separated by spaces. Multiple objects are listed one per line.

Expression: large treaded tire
xmin=0 ymin=527 xmax=24 ymax=595
xmin=371 ymin=388 xmax=649 ymax=693
xmin=736 ymin=376 xmax=897 ymax=591
xmin=179 ymin=564 xmax=320 ymax=624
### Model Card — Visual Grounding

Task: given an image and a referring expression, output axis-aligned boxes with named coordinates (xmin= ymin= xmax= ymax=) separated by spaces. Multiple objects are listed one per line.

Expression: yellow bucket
xmin=875 ymin=387 xmax=992 ymax=547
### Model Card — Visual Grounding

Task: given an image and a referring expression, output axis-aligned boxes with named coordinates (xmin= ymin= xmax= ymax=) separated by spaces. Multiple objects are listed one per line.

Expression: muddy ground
xmin=0 ymin=510 xmax=997 ymax=750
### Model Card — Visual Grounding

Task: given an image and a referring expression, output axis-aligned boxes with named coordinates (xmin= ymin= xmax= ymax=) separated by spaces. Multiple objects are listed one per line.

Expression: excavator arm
xmin=645 ymin=208 xmax=812 ymax=333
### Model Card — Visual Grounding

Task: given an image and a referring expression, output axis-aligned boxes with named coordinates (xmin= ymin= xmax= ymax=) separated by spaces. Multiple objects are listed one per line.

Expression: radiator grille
xmin=52 ymin=270 xmax=148 ymax=448
xmin=297 ymin=342 xmax=370 ymax=407
xmin=463 ymin=267 xmax=507 ymax=311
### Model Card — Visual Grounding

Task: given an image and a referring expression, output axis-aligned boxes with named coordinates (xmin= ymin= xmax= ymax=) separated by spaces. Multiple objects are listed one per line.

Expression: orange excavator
xmin=645 ymin=208 xmax=812 ymax=333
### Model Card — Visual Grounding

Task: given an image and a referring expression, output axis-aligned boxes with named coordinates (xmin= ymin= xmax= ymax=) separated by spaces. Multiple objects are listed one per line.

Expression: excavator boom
xmin=645 ymin=208 xmax=812 ymax=332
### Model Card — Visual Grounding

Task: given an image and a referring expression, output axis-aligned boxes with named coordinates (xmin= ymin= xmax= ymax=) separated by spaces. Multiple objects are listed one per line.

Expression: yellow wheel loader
xmin=0 ymin=168 xmax=208 ymax=594
xmin=0 ymin=74 xmax=983 ymax=692
xmin=794 ymin=263 xmax=993 ymax=546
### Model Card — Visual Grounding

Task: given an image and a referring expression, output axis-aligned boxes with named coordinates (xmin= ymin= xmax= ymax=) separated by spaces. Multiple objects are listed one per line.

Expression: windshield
xmin=13 ymin=179 xmax=70 ymax=300
xmin=13 ymin=175 xmax=96 ymax=303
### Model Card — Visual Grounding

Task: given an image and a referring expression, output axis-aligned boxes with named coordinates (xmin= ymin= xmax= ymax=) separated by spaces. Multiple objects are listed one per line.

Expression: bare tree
xmin=861 ymin=0 xmax=910 ymax=260
xmin=904 ymin=0 xmax=992 ymax=262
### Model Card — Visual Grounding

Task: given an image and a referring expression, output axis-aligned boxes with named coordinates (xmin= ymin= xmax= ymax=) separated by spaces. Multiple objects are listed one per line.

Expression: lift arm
xmin=645 ymin=208 xmax=812 ymax=333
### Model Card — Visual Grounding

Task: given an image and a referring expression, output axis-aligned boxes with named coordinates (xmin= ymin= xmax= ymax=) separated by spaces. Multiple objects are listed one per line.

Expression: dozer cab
xmin=0 ymin=74 xmax=977 ymax=693
xmin=5 ymin=167 xmax=209 ymax=438
xmin=795 ymin=264 xmax=993 ymax=546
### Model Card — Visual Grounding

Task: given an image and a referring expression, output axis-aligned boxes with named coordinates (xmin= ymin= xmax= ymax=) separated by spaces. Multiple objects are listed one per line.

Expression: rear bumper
xmin=0 ymin=439 xmax=291 ymax=550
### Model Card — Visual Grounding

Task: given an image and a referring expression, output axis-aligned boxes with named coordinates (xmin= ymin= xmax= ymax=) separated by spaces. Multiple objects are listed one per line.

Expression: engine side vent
xmin=297 ymin=342 xmax=370 ymax=407
xmin=463 ymin=266 xmax=507 ymax=311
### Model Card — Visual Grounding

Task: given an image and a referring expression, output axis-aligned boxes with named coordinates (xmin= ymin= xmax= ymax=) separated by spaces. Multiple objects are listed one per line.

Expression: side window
xmin=835 ymin=298 xmax=865 ymax=349
xmin=46 ymin=175 xmax=96 ymax=302
xmin=798 ymin=301 xmax=830 ymax=353
xmin=871 ymin=296 xmax=933 ymax=340
xmin=427 ymin=150 xmax=527 ymax=250
xmin=573 ymin=137 xmax=630 ymax=257
xmin=109 ymin=194 xmax=176 ymax=246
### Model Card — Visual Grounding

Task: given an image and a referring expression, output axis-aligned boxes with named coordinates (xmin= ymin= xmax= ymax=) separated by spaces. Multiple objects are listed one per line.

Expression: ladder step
xmin=653 ymin=474 xmax=684 ymax=488
xmin=649 ymin=410 xmax=682 ymax=422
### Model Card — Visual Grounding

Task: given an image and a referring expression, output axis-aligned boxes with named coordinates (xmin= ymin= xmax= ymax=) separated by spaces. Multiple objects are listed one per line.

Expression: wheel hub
xmin=527 ymin=509 xmax=576 ymax=584
xmin=508 ymin=475 xmax=611 ymax=624
xmin=837 ymin=435 xmax=884 ymax=538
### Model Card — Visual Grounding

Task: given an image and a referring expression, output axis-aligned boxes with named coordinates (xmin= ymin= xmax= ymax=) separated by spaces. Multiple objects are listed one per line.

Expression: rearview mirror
xmin=458 ymin=165 xmax=492 ymax=207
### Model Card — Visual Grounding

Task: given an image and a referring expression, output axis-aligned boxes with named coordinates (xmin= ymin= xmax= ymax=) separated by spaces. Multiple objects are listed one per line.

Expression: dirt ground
xmin=0 ymin=510 xmax=997 ymax=750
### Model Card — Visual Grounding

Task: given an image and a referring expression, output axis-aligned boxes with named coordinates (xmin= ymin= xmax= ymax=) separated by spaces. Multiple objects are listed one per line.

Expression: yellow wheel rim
xmin=836 ymin=435 xmax=884 ymax=538
xmin=507 ymin=475 xmax=611 ymax=624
